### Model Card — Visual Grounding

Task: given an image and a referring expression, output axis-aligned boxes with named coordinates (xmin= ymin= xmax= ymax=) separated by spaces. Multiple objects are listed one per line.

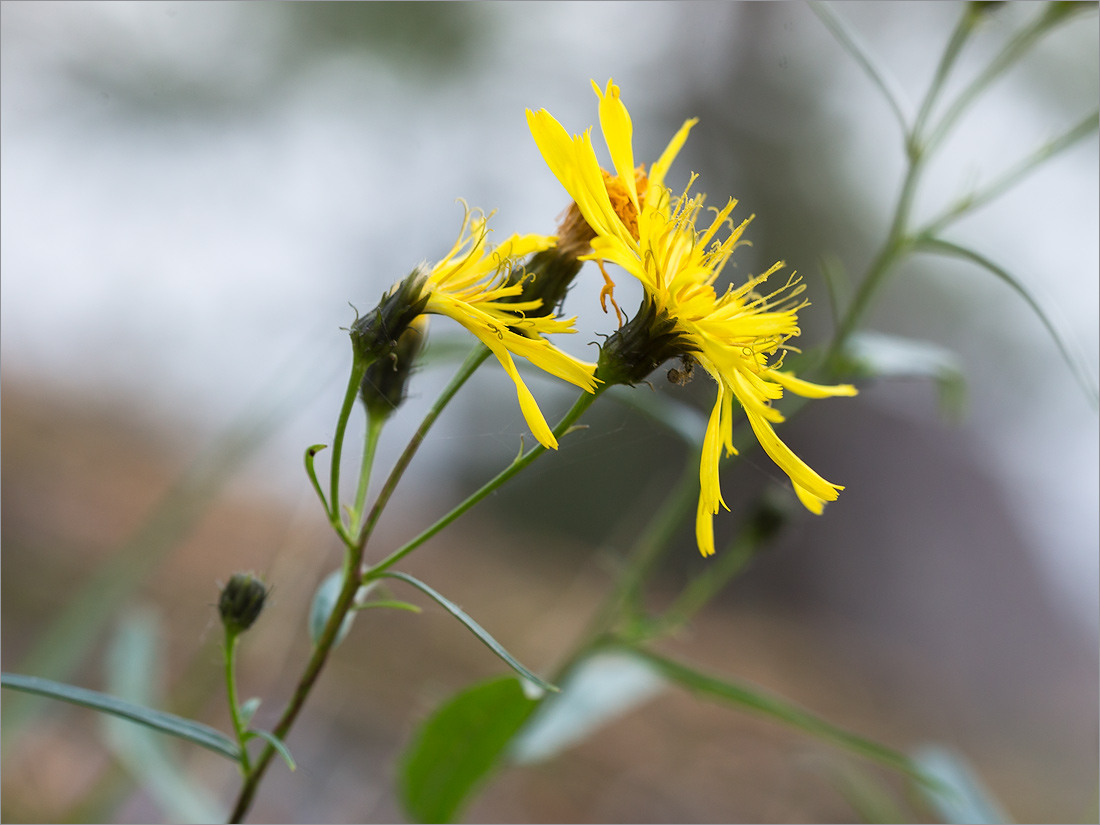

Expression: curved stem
xmin=223 ymin=631 xmax=251 ymax=776
xmin=364 ymin=388 xmax=602 ymax=580
xmin=329 ymin=353 xmax=370 ymax=535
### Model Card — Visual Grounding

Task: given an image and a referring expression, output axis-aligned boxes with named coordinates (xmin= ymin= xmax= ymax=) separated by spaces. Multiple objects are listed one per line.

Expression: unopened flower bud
xmin=360 ymin=315 xmax=430 ymax=419
xmin=219 ymin=572 xmax=268 ymax=635
xmin=503 ymin=247 xmax=583 ymax=319
xmin=595 ymin=295 xmax=698 ymax=387
xmin=349 ymin=269 xmax=430 ymax=365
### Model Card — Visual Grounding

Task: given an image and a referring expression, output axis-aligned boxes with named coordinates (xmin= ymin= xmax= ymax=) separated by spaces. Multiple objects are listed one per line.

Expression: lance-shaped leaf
xmin=399 ymin=676 xmax=538 ymax=824
xmin=1 ymin=673 xmax=240 ymax=762
xmin=914 ymin=236 xmax=1098 ymax=410
xmin=842 ymin=331 xmax=966 ymax=420
xmin=509 ymin=650 xmax=665 ymax=764
xmin=374 ymin=571 xmax=557 ymax=693
xmin=634 ymin=649 xmax=929 ymax=783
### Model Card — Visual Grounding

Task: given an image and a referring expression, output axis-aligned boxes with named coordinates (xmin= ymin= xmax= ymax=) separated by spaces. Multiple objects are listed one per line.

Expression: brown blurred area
xmin=2 ymin=373 xmax=1095 ymax=824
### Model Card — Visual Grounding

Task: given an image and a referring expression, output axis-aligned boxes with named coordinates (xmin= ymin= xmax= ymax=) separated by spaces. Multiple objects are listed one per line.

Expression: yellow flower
xmin=416 ymin=204 xmax=599 ymax=450
xmin=529 ymin=80 xmax=856 ymax=555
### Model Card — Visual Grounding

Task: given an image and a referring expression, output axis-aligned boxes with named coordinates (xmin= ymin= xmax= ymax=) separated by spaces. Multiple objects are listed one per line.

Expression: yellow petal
xmin=769 ymin=369 xmax=858 ymax=399
xmin=696 ymin=495 xmax=717 ymax=557
xmin=593 ymin=78 xmax=639 ymax=213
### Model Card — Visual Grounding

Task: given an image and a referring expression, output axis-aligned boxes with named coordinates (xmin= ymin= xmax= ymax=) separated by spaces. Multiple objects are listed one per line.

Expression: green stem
xmin=229 ymin=345 xmax=490 ymax=823
xmin=223 ymin=631 xmax=252 ymax=775
xmin=364 ymin=388 xmax=602 ymax=580
xmin=356 ymin=345 xmax=492 ymax=556
xmin=349 ymin=414 xmax=386 ymax=537
xmin=923 ymin=5 xmax=1074 ymax=159
xmin=329 ymin=353 xmax=371 ymax=536
xmin=910 ymin=4 xmax=979 ymax=150
xmin=918 ymin=110 xmax=1100 ymax=237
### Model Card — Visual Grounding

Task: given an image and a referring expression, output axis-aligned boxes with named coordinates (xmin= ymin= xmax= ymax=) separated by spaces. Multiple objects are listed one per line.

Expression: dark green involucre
xmin=349 ymin=269 xmax=430 ymax=365
xmin=360 ymin=316 xmax=429 ymax=419
xmin=218 ymin=572 xmax=268 ymax=635
xmin=595 ymin=294 xmax=699 ymax=387
xmin=502 ymin=246 xmax=583 ymax=320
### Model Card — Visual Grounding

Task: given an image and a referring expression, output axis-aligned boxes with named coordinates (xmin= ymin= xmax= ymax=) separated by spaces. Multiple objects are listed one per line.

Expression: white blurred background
xmin=2 ymin=3 xmax=1097 ymax=823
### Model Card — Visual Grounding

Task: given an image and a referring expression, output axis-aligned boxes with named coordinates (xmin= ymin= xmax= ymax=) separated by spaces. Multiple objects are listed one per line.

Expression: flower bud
xmin=360 ymin=315 xmax=430 ymax=419
xmin=503 ymin=247 xmax=583 ymax=319
xmin=218 ymin=572 xmax=268 ymax=635
xmin=349 ymin=269 xmax=430 ymax=365
xmin=595 ymin=294 xmax=698 ymax=387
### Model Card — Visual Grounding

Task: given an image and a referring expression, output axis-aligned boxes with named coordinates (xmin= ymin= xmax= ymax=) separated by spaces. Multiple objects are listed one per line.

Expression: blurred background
xmin=2 ymin=2 xmax=1097 ymax=822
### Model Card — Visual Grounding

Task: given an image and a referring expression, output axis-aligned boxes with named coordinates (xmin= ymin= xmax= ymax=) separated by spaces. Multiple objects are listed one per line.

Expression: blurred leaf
xmin=509 ymin=651 xmax=665 ymax=764
xmin=308 ymin=569 xmax=364 ymax=649
xmin=912 ymin=745 xmax=1011 ymax=824
xmin=399 ymin=677 xmax=537 ymax=824
xmin=634 ymin=650 xmax=927 ymax=783
xmin=915 ymin=237 xmax=1098 ymax=411
xmin=239 ymin=697 xmax=261 ymax=728
xmin=606 ymin=385 xmax=708 ymax=446
xmin=245 ymin=729 xmax=296 ymax=772
xmin=103 ymin=610 xmax=223 ymax=824
xmin=2 ymin=338 xmax=335 ymax=755
xmin=843 ymin=331 xmax=966 ymax=420
xmin=2 ymin=673 xmax=240 ymax=762
xmin=376 ymin=571 xmax=557 ymax=693
xmin=828 ymin=762 xmax=912 ymax=824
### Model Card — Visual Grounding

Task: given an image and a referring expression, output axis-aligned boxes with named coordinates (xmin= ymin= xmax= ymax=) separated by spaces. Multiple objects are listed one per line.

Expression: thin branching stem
xmin=230 ymin=344 xmax=489 ymax=822
xmin=364 ymin=388 xmax=603 ymax=580
xmin=919 ymin=110 xmax=1100 ymax=236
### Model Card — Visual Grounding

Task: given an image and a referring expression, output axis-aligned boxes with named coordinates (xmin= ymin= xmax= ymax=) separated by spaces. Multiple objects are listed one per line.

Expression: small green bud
xmin=218 ymin=572 xmax=268 ymax=635
xmin=595 ymin=294 xmax=698 ymax=387
xmin=360 ymin=315 xmax=430 ymax=419
xmin=350 ymin=269 xmax=430 ymax=365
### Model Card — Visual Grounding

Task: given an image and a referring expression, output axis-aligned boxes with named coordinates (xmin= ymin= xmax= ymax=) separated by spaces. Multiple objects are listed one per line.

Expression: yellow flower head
xmin=416 ymin=204 xmax=599 ymax=450
xmin=529 ymin=80 xmax=857 ymax=555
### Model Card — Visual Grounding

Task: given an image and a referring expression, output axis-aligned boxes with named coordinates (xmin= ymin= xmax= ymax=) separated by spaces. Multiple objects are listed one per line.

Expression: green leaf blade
xmin=634 ymin=650 xmax=925 ymax=782
xmin=375 ymin=571 xmax=557 ymax=693
xmin=400 ymin=677 xmax=538 ymax=824
xmin=1 ymin=672 xmax=241 ymax=762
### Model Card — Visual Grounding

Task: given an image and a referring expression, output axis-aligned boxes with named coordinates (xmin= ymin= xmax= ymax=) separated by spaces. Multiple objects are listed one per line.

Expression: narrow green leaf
xmin=634 ymin=650 xmax=927 ymax=783
xmin=353 ymin=599 xmax=422 ymax=614
xmin=399 ymin=677 xmax=538 ymax=824
xmin=304 ymin=443 xmax=331 ymax=513
xmin=509 ymin=651 xmax=665 ymax=764
xmin=2 ymin=673 xmax=240 ymax=762
xmin=914 ymin=237 xmax=1099 ymax=410
xmin=308 ymin=569 xmax=361 ymax=649
xmin=375 ymin=571 xmax=557 ymax=693
xmin=843 ymin=331 xmax=966 ymax=421
xmin=245 ymin=729 xmax=297 ymax=772
xmin=911 ymin=745 xmax=1011 ymax=824
xmin=103 ymin=610 xmax=224 ymax=824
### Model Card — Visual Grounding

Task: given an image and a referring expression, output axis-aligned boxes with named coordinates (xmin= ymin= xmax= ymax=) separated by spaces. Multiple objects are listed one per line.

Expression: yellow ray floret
xmin=417 ymin=205 xmax=599 ymax=449
xmin=529 ymin=81 xmax=856 ymax=553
